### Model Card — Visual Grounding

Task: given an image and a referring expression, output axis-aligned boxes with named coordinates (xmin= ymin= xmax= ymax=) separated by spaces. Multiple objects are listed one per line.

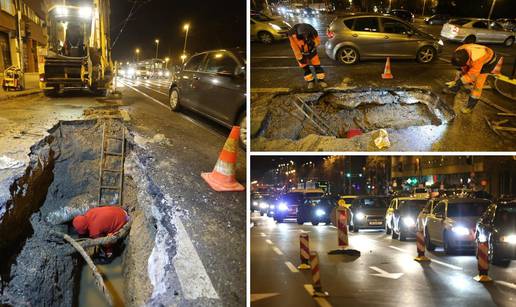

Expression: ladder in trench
xmin=98 ymin=121 xmax=126 ymax=206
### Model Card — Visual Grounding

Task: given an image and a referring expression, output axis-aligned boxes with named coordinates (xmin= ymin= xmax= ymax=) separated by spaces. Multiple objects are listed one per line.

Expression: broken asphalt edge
xmin=0 ymin=89 xmax=41 ymax=102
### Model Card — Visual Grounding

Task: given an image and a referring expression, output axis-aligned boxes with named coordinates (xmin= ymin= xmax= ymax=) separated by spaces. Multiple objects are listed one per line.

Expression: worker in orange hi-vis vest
xmin=443 ymin=44 xmax=499 ymax=114
xmin=288 ymin=23 xmax=327 ymax=89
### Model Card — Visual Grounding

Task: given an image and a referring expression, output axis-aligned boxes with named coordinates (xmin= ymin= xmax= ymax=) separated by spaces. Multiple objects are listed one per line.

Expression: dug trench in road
xmin=251 ymin=216 xmax=516 ymax=307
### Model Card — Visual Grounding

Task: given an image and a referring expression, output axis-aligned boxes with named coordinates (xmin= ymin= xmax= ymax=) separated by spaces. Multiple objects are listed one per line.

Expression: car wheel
xmin=443 ymin=232 xmax=455 ymax=255
xmin=169 ymin=87 xmax=181 ymax=111
xmin=385 ymin=221 xmax=392 ymax=235
xmin=399 ymin=230 xmax=406 ymax=241
xmin=504 ymin=36 xmax=515 ymax=47
xmin=416 ymin=46 xmax=436 ymax=64
xmin=353 ymin=220 xmax=359 ymax=232
xmin=297 ymin=216 xmax=304 ymax=225
xmin=336 ymin=46 xmax=359 ymax=65
xmin=391 ymin=228 xmax=399 ymax=239
xmin=260 ymin=211 xmax=264 ymax=216
xmin=464 ymin=35 xmax=476 ymax=44
xmin=258 ymin=31 xmax=274 ymax=44
xmin=425 ymin=228 xmax=436 ymax=251
xmin=237 ymin=112 xmax=247 ymax=149
xmin=312 ymin=221 xmax=320 ymax=226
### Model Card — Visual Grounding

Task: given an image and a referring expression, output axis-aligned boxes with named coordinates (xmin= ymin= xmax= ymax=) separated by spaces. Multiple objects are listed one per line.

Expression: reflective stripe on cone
xmin=298 ymin=233 xmax=311 ymax=270
xmin=310 ymin=251 xmax=329 ymax=297
xmin=337 ymin=208 xmax=348 ymax=247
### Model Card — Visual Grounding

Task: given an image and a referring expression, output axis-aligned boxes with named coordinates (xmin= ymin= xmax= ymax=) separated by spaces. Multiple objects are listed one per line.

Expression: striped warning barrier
xmin=298 ymin=233 xmax=311 ymax=270
xmin=310 ymin=251 xmax=329 ymax=297
xmin=474 ymin=241 xmax=493 ymax=282
xmin=414 ymin=229 xmax=431 ymax=262
xmin=337 ymin=208 xmax=349 ymax=248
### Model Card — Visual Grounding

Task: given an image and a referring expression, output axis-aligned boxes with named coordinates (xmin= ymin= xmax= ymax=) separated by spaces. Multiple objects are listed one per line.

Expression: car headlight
xmin=438 ymin=39 xmax=444 ymax=46
xmin=451 ymin=226 xmax=469 ymax=236
xmin=278 ymin=202 xmax=288 ymax=211
xmin=501 ymin=234 xmax=516 ymax=244
xmin=403 ymin=217 xmax=415 ymax=227
xmin=259 ymin=202 xmax=268 ymax=209
xmin=252 ymin=201 xmax=258 ymax=207
xmin=269 ymin=23 xmax=282 ymax=31
xmin=356 ymin=212 xmax=365 ymax=220
xmin=79 ymin=6 xmax=92 ymax=19
xmin=315 ymin=209 xmax=325 ymax=217
xmin=165 ymin=71 xmax=170 ymax=77
xmin=158 ymin=71 xmax=163 ymax=76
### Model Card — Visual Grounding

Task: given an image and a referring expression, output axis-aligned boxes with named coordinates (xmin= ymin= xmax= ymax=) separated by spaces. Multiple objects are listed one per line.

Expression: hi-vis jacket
xmin=456 ymin=44 xmax=495 ymax=84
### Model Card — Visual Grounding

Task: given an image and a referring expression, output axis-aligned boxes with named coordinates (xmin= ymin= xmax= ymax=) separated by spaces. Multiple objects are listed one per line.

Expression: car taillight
xmin=39 ymin=73 xmax=45 ymax=82
xmin=327 ymin=29 xmax=334 ymax=39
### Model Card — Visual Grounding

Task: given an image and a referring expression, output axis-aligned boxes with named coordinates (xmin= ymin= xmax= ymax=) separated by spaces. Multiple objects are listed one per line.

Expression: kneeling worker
xmin=444 ymin=43 xmax=499 ymax=114
xmin=288 ymin=23 xmax=327 ymax=89
xmin=72 ymin=206 xmax=129 ymax=262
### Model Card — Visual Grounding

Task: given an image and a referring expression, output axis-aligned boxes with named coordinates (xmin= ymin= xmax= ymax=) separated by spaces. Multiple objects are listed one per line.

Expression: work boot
xmin=318 ymin=80 xmax=328 ymax=88
xmin=307 ymin=81 xmax=315 ymax=89
xmin=461 ymin=96 xmax=479 ymax=114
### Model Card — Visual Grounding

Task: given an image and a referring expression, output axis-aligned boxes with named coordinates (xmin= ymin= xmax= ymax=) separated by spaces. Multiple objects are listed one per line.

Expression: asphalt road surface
xmin=251 ymin=213 xmax=516 ymax=307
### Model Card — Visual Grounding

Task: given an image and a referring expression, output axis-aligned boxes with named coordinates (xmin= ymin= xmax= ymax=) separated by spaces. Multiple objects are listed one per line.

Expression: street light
xmin=165 ymin=57 xmax=170 ymax=69
xmin=182 ymin=23 xmax=190 ymax=64
xmin=180 ymin=54 xmax=187 ymax=63
xmin=135 ymin=48 xmax=140 ymax=62
xmin=488 ymin=0 xmax=497 ymax=20
xmin=154 ymin=39 xmax=160 ymax=59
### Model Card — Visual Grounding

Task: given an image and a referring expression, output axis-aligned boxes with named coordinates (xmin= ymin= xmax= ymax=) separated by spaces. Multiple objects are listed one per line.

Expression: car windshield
xmin=447 ymin=202 xmax=489 ymax=217
xmin=399 ymin=200 xmax=427 ymax=214
xmin=282 ymin=193 xmax=303 ymax=203
xmin=360 ymin=198 xmax=387 ymax=208
xmin=495 ymin=205 xmax=516 ymax=224
xmin=252 ymin=13 xmax=273 ymax=22
xmin=449 ymin=18 xmax=471 ymax=26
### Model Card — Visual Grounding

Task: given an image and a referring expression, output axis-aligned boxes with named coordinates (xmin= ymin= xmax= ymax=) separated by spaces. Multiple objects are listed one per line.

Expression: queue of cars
xmin=252 ymin=189 xmax=516 ymax=265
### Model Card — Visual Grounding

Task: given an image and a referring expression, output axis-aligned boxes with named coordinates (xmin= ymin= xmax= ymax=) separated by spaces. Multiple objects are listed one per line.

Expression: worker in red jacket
xmin=72 ymin=206 xmax=129 ymax=262
xmin=288 ymin=23 xmax=327 ymax=89
xmin=443 ymin=44 xmax=498 ymax=114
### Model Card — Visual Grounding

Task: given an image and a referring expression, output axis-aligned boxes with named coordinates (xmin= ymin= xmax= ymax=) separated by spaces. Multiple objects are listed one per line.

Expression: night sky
xmin=110 ymin=0 xmax=246 ymax=65
xmin=251 ymin=156 xmax=327 ymax=180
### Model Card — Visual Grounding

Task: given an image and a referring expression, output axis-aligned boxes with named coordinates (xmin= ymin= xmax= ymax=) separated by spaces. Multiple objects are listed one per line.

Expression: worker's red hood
xmin=72 ymin=215 xmax=88 ymax=235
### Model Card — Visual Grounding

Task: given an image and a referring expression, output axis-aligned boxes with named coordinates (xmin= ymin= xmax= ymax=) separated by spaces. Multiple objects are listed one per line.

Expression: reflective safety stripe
xmin=471 ymin=73 xmax=487 ymax=99
xmin=213 ymin=159 xmax=236 ymax=177
xmin=304 ymin=74 xmax=314 ymax=81
xmin=316 ymin=73 xmax=325 ymax=80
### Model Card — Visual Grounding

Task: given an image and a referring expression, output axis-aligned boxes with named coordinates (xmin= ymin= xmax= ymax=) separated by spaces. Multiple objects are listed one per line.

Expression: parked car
xmin=416 ymin=198 xmax=441 ymax=231
xmin=388 ymin=9 xmax=414 ymax=23
xmin=496 ymin=18 xmax=516 ymax=31
xmin=424 ymin=14 xmax=451 ymax=25
xmin=251 ymin=11 xmax=291 ymax=44
xmin=273 ymin=191 xmax=305 ymax=223
xmin=349 ymin=196 xmax=389 ymax=232
xmin=476 ymin=200 xmax=516 ymax=265
xmin=325 ymin=13 xmax=443 ymax=65
xmin=297 ymin=195 xmax=337 ymax=225
xmin=441 ymin=18 xmax=515 ymax=47
xmin=168 ymin=49 xmax=246 ymax=147
xmin=302 ymin=7 xmax=318 ymax=17
xmin=251 ymin=192 xmax=274 ymax=216
xmin=425 ymin=198 xmax=491 ymax=254
xmin=387 ymin=198 xmax=428 ymax=240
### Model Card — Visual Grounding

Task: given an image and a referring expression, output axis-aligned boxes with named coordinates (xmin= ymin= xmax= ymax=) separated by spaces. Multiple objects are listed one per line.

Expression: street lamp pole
xmin=182 ymin=23 xmax=190 ymax=63
xmin=422 ymin=0 xmax=426 ymax=17
xmin=488 ymin=0 xmax=497 ymax=20
xmin=155 ymin=39 xmax=160 ymax=59
xmin=135 ymin=48 xmax=140 ymax=62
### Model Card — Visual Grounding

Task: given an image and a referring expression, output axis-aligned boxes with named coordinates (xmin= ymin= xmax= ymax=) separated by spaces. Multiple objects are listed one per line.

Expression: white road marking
xmin=260 ymin=232 xmax=267 ymax=237
xmin=265 ymin=239 xmax=273 ymax=245
xmin=439 ymin=57 xmax=452 ymax=63
xmin=272 ymin=246 xmax=284 ymax=255
xmin=388 ymin=245 xmax=462 ymax=271
xmin=285 ymin=261 xmax=300 ymax=273
xmin=388 ymin=245 xmax=410 ymax=253
xmin=369 ymin=266 xmax=404 ymax=279
xmin=173 ymin=216 xmax=219 ymax=299
xmin=250 ymin=293 xmax=280 ymax=302
xmin=329 ymin=225 xmax=337 ymax=229
xmin=495 ymin=280 xmax=516 ymax=290
xmin=303 ymin=284 xmax=332 ymax=307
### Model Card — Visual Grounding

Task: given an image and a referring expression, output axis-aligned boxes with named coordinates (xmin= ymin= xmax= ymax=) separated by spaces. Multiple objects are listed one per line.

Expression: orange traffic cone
xmin=382 ymin=57 xmax=394 ymax=79
xmin=201 ymin=126 xmax=245 ymax=192
xmin=491 ymin=56 xmax=504 ymax=75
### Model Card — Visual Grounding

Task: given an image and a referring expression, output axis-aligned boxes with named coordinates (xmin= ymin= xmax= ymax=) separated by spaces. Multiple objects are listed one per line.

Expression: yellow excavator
xmin=41 ymin=0 xmax=112 ymax=96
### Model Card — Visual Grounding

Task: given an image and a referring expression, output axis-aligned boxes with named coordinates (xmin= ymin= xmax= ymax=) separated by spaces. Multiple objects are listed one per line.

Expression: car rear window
xmin=449 ymin=18 xmax=471 ymax=26
xmin=354 ymin=17 xmax=379 ymax=32
xmin=447 ymin=202 xmax=489 ymax=217
xmin=343 ymin=18 xmax=354 ymax=29
xmin=283 ymin=193 xmax=303 ymax=202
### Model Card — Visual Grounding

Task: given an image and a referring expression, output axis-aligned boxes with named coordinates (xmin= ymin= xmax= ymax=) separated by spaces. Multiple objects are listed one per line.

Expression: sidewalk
xmin=0 ymin=87 xmax=41 ymax=102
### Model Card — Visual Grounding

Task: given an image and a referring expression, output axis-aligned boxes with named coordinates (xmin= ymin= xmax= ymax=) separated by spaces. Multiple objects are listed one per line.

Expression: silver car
xmin=441 ymin=18 xmax=515 ymax=47
xmin=325 ymin=13 xmax=443 ymax=65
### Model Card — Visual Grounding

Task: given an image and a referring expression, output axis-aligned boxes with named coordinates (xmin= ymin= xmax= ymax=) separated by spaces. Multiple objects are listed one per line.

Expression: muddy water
xmin=78 ymin=256 xmax=125 ymax=307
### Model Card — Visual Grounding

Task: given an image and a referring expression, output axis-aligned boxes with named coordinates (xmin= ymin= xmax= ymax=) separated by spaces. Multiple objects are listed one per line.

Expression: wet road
xmin=250 ymin=14 xmax=516 ymax=151
xmin=251 ymin=213 xmax=516 ymax=307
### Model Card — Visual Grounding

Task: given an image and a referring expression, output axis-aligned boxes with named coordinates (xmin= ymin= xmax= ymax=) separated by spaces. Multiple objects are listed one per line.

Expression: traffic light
xmin=346 ymin=173 xmax=351 ymax=178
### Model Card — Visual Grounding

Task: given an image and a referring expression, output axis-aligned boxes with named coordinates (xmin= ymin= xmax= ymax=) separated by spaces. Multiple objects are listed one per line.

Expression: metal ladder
xmin=98 ymin=120 xmax=126 ymax=206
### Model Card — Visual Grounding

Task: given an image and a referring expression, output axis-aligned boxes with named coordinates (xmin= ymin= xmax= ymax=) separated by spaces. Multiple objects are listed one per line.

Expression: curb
xmin=0 ymin=89 xmax=41 ymax=102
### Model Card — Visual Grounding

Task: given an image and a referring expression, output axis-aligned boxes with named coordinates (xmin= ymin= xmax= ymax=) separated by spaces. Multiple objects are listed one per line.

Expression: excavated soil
xmin=254 ymin=88 xmax=455 ymax=141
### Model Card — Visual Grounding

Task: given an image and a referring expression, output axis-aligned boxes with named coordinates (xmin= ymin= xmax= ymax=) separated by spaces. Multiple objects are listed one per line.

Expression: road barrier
xmin=201 ymin=126 xmax=245 ymax=192
xmin=474 ymin=241 xmax=493 ymax=282
xmin=310 ymin=251 xmax=329 ymax=297
xmin=298 ymin=233 xmax=311 ymax=270
xmin=491 ymin=56 xmax=504 ymax=75
xmin=414 ymin=229 xmax=431 ymax=262
xmin=329 ymin=208 xmax=361 ymax=256
xmin=382 ymin=57 xmax=394 ymax=79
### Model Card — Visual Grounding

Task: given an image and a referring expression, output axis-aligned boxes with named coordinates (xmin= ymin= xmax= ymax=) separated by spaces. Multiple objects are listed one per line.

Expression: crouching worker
xmin=288 ymin=23 xmax=327 ymax=89
xmin=72 ymin=206 xmax=129 ymax=264
xmin=443 ymin=44 xmax=498 ymax=114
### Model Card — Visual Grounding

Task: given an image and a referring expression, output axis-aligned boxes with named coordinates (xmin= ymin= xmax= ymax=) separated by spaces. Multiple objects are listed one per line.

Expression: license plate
xmin=369 ymin=221 xmax=382 ymax=225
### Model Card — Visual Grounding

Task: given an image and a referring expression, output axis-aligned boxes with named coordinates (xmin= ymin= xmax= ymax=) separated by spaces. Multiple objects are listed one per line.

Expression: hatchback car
xmin=389 ymin=9 xmax=415 ymax=23
xmin=273 ymin=191 xmax=305 ymax=222
xmin=386 ymin=198 xmax=428 ymax=240
xmin=326 ymin=14 xmax=443 ymax=65
xmin=297 ymin=195 xmax=337 ymax=226
xmin=168 ymin=49 xmax=246 ymax=147
xmin=425 ymin=198 xmax=491 ymax=254
xmin=476 ymin=201 xmax=516 ymax=265
xmin=349 ymin=196 xmax=389 ymax=232
xmin=424 ymin=14 xmax=451 ymax=25
xmin=250 ymin=11 xmax=291 ymax=44
xmin=441 ymin=18 xmax=515 ymax=47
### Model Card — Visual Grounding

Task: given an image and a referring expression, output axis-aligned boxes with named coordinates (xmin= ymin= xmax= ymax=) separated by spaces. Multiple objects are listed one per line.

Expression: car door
xmin=380 ymin=17 xmax=419 ymax=57
xmin=179 ymin=53 xmax=207 ymax=108
xmin=488 ymin=22 xmax=507 ymax=43
xmin=427 ymin=201 xmax=446 ymax=242
xmin=196 ymin=51 xmax=245 ymax=126
xmin=471 ymin=21 xmax=490 ymax=42
xmin=350 ymin=17 xmax=384 ymax=57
